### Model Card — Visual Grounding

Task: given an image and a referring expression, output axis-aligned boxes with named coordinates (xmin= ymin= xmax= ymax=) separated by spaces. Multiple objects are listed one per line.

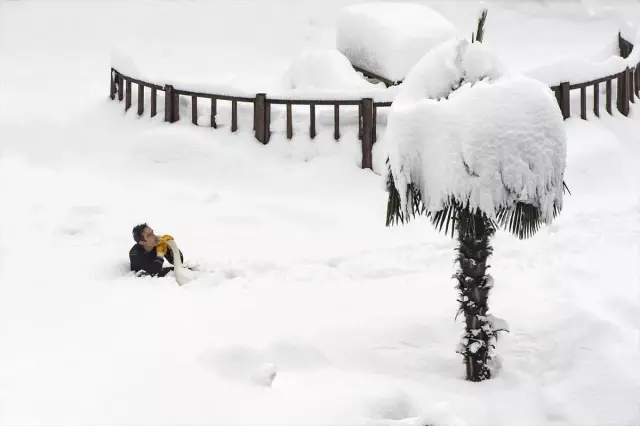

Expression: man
xmin=130 ymin=223 xmax=184 ymax=277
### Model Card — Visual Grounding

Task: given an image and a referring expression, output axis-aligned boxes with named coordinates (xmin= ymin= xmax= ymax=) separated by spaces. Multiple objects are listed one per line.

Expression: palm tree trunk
xmin=454 ymin=210 xmax=496 ymax=382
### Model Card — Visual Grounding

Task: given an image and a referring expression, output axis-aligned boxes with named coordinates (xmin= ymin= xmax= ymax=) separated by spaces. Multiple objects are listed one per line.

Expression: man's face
xmin=139 ymin=226 xmax=159 ymax=249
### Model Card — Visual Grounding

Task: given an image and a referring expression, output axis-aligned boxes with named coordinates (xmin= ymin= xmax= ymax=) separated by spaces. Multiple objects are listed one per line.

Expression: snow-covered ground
xmin=0 ymin=1 xmax=639 ymax=425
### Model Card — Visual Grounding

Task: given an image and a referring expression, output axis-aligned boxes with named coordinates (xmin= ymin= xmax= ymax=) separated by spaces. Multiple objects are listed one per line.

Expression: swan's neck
xmin=166 ymin=240 xmax=183 ymax=269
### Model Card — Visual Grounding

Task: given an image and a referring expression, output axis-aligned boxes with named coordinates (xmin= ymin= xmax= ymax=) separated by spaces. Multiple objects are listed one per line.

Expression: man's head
xmin=132 ymin=223 xmax=158 ymax=251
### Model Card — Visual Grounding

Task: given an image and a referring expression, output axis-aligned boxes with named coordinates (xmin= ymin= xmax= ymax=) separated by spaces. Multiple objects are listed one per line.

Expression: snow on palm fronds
xmin=385 ymin=38 xmax=568 ymax=239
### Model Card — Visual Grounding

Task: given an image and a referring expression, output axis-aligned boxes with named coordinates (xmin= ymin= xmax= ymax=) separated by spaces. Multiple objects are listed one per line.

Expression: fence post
xmin=164 ymin=85 xmax=174 ymax=123
xmin=266 ymin=103 xmax=271 ymax=142
xmin=631 ymin=69 xmax=635 ymax=104
xmin=210 ymin=98 xmax=217 ymax=128
xmin=617 ymin=68 xmax=630 ymax=116
xmin=110 ymin=69 xmax=116 ymax=100
xmin=333 ymin=104 xmax=340 ymax=141
xmin=125 ymin=79 xmax=132 ymax=111
xmin=255 ymin=93 xmax=269 ymax=144
xmin=606 ymin=79 xmax=613 ymax=115
xmin=286 ymin=104 xmax=293 ymax=139
xmin=593 ymin=82 xmax=600 ymax=117
xmin=151 ymin=88 xmax=157 ymax=117
xmin=358 ymin=103 xmax=363 ymax=140
xmin=373 ymin=105 xmax=377 ymax=143
xmin=173 ymin=91 xmax=180 ymax=122
xmin=625 ymin=67 xmax=632 ymax=113
xmin=361 ymin=98 xmax=374 ymax=170
xmin=231 ymin=100 xmax=238 ymax=132
xmin=555 ymin=82 xmax=570 ymax=119
xmin=138 ymin=84 xmax=145 ymax=116
xmin=310 ymin=103 xmax=316 ymax=139
xmin=118 ymin=74 xmax=124 ymax=101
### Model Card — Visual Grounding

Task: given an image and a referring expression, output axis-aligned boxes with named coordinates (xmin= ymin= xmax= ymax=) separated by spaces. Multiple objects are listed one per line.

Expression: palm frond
xmin=385 ymin=158 xmax=428 ymax=227
xmin=387 ymin=157 xmax=570 ymax=240
xmin=429 ymin=198 xmax=466 ymax=239
xmin=475 ymin=9 xmax=488 ymax=43
xmin=452 ymin=204 xmax=488 ymax=240
xmin=495 ymin=199 xmax=563 ymax=240
xmin=385 ymin=166 xmax=404 ymax=227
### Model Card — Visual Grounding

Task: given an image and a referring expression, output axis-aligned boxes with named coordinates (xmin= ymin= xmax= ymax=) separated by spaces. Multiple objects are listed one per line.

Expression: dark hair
xmin=132 ymin=223 xmax=149 ymax=242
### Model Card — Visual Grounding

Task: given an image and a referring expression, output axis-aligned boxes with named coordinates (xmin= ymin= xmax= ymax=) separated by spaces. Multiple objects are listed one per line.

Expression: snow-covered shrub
xmin=386 ymin=38 xmax=567 ymax=227
xmin=336 ymin=2 xmax=458 ymax=83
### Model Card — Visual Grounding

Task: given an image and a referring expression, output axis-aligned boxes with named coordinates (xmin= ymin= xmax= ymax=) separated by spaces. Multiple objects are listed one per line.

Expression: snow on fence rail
xmin=109 ymin=36 xmax=640 ymax=171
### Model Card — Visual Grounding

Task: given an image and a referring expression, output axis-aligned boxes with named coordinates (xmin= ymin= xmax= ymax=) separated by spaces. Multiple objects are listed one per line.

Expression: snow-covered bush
xmin=386 ymin=38 xmax=567 ymax=225
xmin=336 ymin=2 xmax=458 ymax=83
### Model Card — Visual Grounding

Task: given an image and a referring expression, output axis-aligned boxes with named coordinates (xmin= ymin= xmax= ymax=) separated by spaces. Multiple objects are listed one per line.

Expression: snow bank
xmin=589 ymin=33 xmax=622 ymax=62
xmin=109 ymin=46 xmax=259 ymax=98
xmin=271 ymin=49 xmax=398 ymax=102
xmin=608 ymin=7 xmax=639 ymax=42
xmin=524 ymin=45 xmax=640 ymax=87
xmin=110 ymin=47 xmax=144 ymax=80
xmin=386 ymin=39 xmax=567 ymax=223
xmin=284 ymin=49 xmax=382 ymax=92
xmin=110 ymin=46 xmax=397 ymax=102
xmin=336 ymin=2 xmax=458 ymax=83
xmin=524 ymin=29 xmax=640 ymax=87
xmin=525 ymin=55 xmax=629 ymax=87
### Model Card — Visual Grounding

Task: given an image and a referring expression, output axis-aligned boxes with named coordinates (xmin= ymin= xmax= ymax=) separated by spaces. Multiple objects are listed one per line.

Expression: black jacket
xmin=129 ymin=243 xmax=184 ymax=277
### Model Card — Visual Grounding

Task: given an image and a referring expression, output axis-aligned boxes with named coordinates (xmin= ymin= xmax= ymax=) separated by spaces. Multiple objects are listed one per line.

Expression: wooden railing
xmin=109 ymin=38 xmax=640 ymax=171
xmin=110 ymin=68 xmax=391 ymax=169
xmin=550 ymin=66 xmax=639 ymax=120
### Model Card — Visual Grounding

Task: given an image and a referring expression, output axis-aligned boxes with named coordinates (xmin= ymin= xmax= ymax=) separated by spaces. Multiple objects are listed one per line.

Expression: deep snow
xmin=0 ymin=1 xmax=639 ymax=426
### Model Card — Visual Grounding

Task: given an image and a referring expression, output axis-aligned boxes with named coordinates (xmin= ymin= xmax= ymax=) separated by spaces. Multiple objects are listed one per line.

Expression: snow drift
xmin=524 ymin=28 xmax=640 ymax=86
xmin=524 ymin=44 xmax=640 ymax=87
xmin=336 ymin=2 xmax=458 ymax=83
xmin=385 ymin=39 xmax=567 ymax=222
xmin=283 ymin=49 xmax=382 ymax=92
xmin=273 ymin=48 xmax=397 ymax=101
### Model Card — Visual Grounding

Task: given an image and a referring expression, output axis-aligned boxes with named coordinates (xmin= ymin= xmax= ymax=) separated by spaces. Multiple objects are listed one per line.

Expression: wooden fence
xmin=110 ymin=68 xmax=391 ymax=169
xmin=109 ymin=38 xmax=640 ymax=171
xmin=550 ymin=66 xmax=639 ymax=120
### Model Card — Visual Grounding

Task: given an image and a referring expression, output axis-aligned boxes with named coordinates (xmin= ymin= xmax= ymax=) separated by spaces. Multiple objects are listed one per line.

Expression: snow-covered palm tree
xmin=384 ymin=39 xmax=568 ymax=382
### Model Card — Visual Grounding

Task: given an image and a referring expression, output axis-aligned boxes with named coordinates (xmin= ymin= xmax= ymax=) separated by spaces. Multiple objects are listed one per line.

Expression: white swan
xmin=166 ymin=239 xmax=191 ymax=286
